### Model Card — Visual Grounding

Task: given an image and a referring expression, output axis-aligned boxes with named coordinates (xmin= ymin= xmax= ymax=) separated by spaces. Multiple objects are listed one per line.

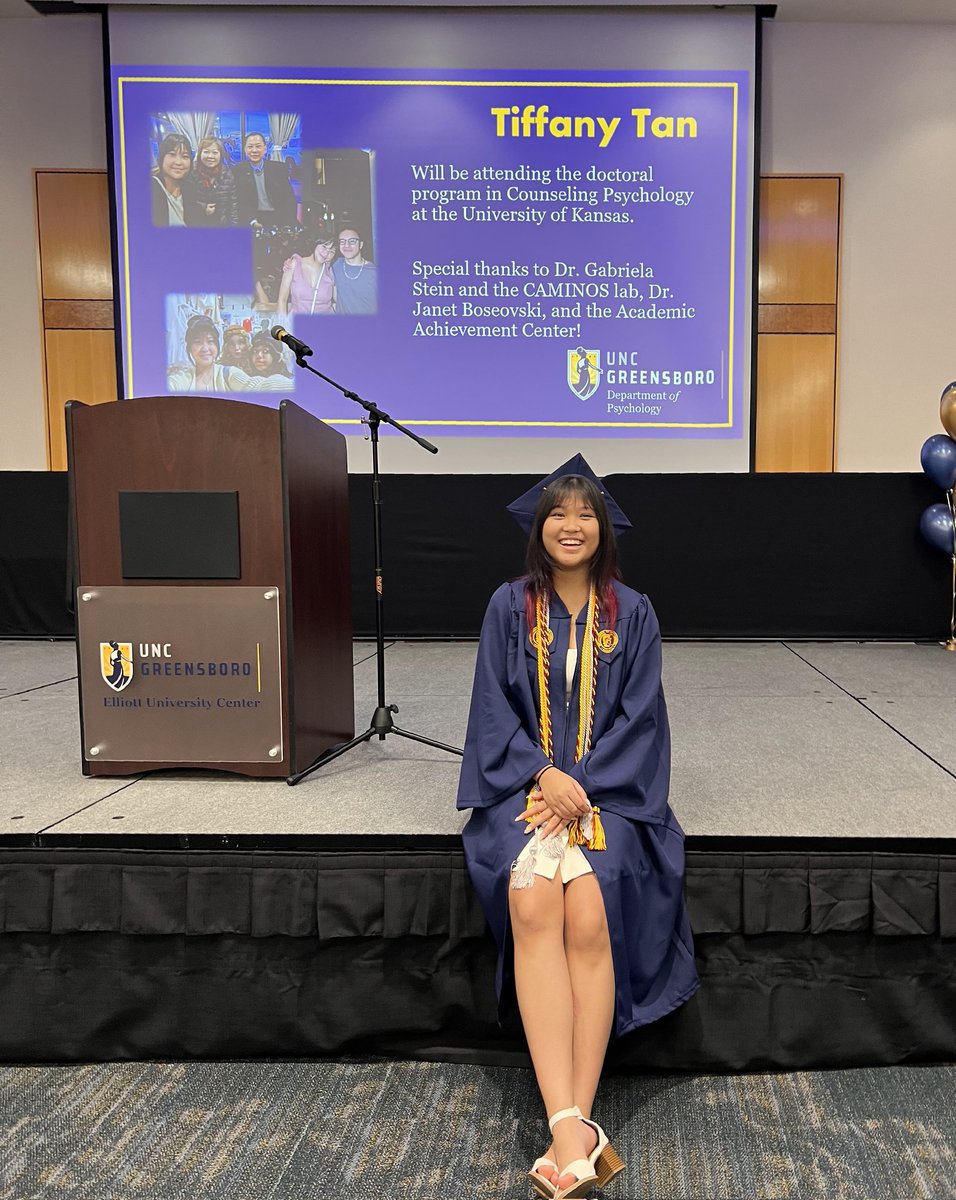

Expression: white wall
xmin=2 ymin=15 xmax=954 ymax=472
xmin=0 ymin=15 xmax=107 ymax=471
xmin=762 ymin=20 xmax=956 ymax=471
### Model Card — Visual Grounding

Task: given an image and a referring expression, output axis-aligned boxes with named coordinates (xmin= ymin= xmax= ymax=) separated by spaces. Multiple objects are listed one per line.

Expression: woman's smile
xmin=541 ymin=502 xmax=599 ymax=568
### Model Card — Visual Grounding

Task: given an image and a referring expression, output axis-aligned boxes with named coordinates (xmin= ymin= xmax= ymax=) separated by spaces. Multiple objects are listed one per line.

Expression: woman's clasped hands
xmin=516 ymin=766 xmax=591 ymax=841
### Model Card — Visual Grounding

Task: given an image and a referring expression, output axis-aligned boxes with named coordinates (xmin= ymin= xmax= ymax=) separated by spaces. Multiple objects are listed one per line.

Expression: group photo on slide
xmin=2 ymin=2 xmax=956 ymax=1199
xmin=147 ymin=111 xmax=379 ymax=394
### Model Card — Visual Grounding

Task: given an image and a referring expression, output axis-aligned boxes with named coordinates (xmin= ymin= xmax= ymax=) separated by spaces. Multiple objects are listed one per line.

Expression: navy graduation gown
xmin=456 ymin=579 xmax=698 ymax=1036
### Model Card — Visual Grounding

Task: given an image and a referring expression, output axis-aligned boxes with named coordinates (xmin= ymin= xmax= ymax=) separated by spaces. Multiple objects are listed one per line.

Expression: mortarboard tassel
xmin=587 ymin=808 xmax=606 ymax=851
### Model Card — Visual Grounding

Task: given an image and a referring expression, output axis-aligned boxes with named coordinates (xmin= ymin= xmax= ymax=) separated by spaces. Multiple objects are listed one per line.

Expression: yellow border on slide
xmin=116 ymin=76 xmax=741 ymax=429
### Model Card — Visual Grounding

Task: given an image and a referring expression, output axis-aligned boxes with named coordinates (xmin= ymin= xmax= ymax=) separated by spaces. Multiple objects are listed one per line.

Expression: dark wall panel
xmin=0 ymin=472 xmax=73 ymax=637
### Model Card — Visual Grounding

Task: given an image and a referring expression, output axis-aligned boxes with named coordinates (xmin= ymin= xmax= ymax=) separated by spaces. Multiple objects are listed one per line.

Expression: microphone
xmin=271 ymin=325 xmax=313 ymax=360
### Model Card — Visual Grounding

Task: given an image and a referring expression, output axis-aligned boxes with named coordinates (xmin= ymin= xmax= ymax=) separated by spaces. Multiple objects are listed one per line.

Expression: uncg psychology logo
xmin=100 ymin=641 xmax=133 ymax=691
xmin=567 ymin=347 xmax=601 ymax=401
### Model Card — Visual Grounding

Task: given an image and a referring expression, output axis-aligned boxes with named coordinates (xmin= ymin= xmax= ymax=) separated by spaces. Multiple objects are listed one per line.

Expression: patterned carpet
xmin=2 ymin=1059 xmax=954 ymax=1199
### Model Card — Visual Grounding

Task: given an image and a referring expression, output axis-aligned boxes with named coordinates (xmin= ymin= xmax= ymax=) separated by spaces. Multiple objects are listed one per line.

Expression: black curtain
xmin=1 ymin=846 xmax=953 ymax=1070
xmin=0 ymin=470 xmax=946 ymax=640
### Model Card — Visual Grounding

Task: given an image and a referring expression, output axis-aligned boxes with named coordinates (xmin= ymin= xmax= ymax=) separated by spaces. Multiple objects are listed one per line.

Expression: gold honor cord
xmin=534 ymin=593 xmax=553 ymax=759
xmin=529 ymin=589 xmax=606 ymax=852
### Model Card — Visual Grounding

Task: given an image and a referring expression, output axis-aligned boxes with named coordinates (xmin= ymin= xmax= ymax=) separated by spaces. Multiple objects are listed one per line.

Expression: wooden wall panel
xmin=44 ymin=300 xmax=114 ymax=330
xmin=35 ymin=170 xmax=117 ymax=469
xmin=756 ymin=175 xmax=841 ymax=473
xmin=45 ymin=330 xmax=118 ymax=471
xmin=757 ymin=304 xmax=836 ymax=335
xmin=756 ymin=334 xmax=836 ymax=472
xmin=36 ymin=172 xmax=113 ymax=301
xmin=758 ymin=176 xmax=840 ymax=305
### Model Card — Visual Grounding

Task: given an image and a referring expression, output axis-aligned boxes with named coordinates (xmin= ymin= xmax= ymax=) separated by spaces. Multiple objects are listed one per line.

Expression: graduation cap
xmin=506 ymin=453 xmax=632 ymax=537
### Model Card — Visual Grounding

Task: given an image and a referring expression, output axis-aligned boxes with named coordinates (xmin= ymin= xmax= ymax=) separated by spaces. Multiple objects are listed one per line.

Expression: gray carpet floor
xmin=2 ymin=1059 xmax=955 ymax=1199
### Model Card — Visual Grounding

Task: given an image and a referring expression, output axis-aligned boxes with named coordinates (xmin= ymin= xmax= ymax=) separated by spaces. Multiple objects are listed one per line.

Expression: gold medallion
xmin=595 ymin=628 xmax=619 ymax=654
xmin=529 ymin=625 xmax=554 ymax=651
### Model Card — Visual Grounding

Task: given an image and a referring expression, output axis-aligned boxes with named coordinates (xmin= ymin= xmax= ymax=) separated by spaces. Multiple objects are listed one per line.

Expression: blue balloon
xmin=919 ymin=503 xmax=956 ymax=556
xmin=920 ymin=433 xmax=956 ymax=490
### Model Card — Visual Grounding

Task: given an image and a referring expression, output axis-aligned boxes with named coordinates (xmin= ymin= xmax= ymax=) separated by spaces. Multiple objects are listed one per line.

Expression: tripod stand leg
xmin=287 ymin=705 xmax=463 ymax=783
xmin=390 ymin=724 xmax=464 ymax=757
xmin=286 ymin=727 xmax=375 ymax=784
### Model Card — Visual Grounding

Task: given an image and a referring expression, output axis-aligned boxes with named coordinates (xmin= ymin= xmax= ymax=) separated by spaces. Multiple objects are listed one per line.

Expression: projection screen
xmin=107 ymin=5 xmax=760 ymax=472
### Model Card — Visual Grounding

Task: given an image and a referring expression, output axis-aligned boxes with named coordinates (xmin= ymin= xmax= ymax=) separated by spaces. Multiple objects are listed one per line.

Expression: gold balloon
xmin=942 ymin=381 xmax=956 ymax=439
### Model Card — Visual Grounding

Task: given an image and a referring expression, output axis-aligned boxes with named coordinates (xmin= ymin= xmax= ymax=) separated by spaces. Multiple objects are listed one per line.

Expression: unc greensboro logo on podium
xmin=567 ymin=348 xmax=601 ymax=401
xmin=100 ymin=641 xmax=133 ymax=692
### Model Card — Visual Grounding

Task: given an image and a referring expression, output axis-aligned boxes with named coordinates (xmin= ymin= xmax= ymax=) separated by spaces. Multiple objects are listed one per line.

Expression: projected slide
xmin=113 ymin=68 xmax=749 ymax=439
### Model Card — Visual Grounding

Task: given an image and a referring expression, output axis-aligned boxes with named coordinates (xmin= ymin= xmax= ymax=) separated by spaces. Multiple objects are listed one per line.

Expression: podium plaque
xmin=76 ymin=586 xmax=283 ymax=764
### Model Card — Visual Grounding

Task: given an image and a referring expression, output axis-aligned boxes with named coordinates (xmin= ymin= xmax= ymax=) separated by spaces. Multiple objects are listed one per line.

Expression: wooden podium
xmin=67 ymin=395 xmax=354 ymax=777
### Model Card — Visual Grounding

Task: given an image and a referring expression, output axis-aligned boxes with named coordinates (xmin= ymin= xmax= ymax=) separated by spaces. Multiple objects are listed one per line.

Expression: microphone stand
xmin=283 ymin=343 xmax=463 ymax=785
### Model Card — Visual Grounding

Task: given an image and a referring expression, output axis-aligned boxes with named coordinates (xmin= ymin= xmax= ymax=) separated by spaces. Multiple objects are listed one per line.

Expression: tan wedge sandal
xmin=581 ymin=1115 xmax=625 ymax=1189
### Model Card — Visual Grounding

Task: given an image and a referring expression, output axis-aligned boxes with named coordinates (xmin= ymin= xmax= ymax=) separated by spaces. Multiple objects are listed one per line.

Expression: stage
xmin=1 ymin=637 xmax=954 ymax=1069
xmin=4 ymin=637 xmax=955 ymax=842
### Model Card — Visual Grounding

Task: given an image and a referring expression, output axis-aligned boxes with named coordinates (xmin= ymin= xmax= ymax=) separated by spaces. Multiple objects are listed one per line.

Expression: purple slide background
xmin=113 ymin=67 xmax=749 ymax=438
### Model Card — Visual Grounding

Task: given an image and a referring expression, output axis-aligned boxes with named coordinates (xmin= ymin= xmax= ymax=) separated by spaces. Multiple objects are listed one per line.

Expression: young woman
xmin=218 ymin=325 xmax=252 ymax=372
xmin=456 ymin=457 xmax=698 ymax=1199
xmin=247 ymin=330 xmax=293 ymax=380
xmin=166 ymin=315 xmax=228 ymax=392
xmin=277 ymin=231 xmax=337 ymax=315
xmin=151 ymin=133 xmax=193 ymax=227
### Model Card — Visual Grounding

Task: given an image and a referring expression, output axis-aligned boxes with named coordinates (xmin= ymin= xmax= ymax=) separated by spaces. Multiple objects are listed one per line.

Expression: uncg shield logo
xmin=567 ymin=348 xmax=601 ymax=401
xmin=100 ymin=641 xmax=133 ymax=691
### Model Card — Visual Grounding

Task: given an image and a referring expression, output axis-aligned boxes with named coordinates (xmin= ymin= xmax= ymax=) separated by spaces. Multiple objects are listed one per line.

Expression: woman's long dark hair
xmin=524 ymin=475 xmax=621 ymax=629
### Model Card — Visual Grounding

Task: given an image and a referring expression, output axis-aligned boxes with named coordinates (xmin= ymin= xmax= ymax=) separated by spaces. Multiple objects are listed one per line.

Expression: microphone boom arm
xmin=285 ymin=349 xmax=437 ymax=454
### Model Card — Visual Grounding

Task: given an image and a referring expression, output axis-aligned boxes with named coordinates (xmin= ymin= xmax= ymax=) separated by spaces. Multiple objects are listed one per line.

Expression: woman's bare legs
xmin=509 ymin=873 xmax=592 ymax=1184
xmin=564 ymin=873 xmax=615 ymax=1121
xmin=509 ymin=870 xmax=615 ymax=1191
